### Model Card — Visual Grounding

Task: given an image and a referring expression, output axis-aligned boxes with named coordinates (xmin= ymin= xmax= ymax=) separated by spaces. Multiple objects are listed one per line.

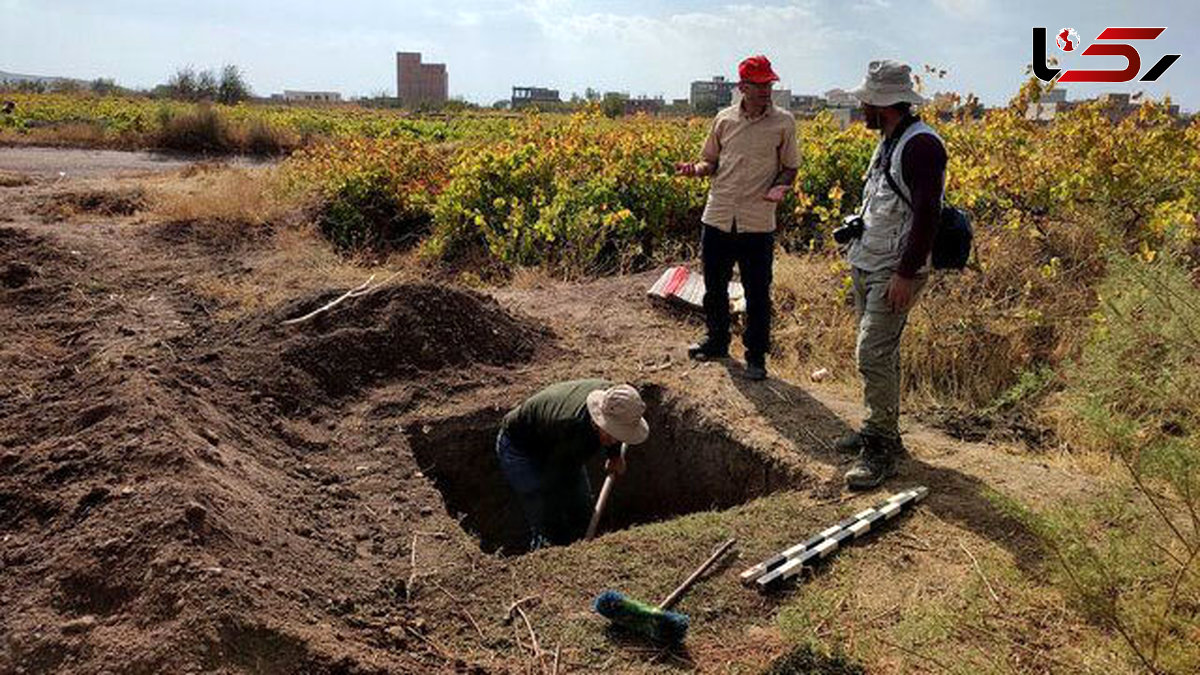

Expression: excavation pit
xmin=406 ymin=389 xmax=808 ymax=555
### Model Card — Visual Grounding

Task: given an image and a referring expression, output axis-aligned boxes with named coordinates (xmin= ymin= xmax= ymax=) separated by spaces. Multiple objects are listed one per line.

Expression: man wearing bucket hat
xmin=835 ymin=60 xmax=947 ymax=489
xmin=676 ymin=55 xmax=800 ymax=381
xmin=495 ymin=380 xmax=650 ymax=549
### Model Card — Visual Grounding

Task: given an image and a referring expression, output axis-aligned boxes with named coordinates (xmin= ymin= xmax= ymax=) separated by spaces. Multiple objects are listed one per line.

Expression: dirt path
xmin=0 ymin=150 xmax=1116 ymax=674
xmin=0 ymin=146 xmax=194 ymax=179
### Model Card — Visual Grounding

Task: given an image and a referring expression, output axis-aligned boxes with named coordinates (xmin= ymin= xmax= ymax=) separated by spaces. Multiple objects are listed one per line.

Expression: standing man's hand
xmin=763 ymin=185 xmax=790 ymax=203
xmin=675 ymin=161 xmax=709 ymax=177
xmin=604 ymin=454 xmax=627 ymax=476
xmin=885 ymin=273 xmax=919 ymax=313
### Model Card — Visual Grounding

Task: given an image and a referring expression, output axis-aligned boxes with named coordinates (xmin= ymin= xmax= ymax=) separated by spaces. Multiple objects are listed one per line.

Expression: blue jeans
xmin=495 ymin=431 xmax=593 ymax=550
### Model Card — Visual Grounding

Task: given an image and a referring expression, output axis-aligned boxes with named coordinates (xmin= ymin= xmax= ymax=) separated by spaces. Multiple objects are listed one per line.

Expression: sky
xmin=1 ymin=0 xmax=1196 ymax=110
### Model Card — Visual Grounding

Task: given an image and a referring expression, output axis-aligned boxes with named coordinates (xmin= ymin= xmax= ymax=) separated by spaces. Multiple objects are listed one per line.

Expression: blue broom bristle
xmin=593 ymin=590 xmax=690 ymax=644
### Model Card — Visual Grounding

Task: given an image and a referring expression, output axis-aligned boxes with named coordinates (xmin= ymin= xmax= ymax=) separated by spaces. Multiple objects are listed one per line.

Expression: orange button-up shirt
xmin=700 ymin=103 xmax=800 ymax=233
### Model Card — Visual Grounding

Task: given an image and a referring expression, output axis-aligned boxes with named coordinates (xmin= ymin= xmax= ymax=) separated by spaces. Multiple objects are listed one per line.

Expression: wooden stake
xmin=658 ymin=538 xmax=736 ymax=610
xmin=280 ymin=274 xmax=376 ymax=325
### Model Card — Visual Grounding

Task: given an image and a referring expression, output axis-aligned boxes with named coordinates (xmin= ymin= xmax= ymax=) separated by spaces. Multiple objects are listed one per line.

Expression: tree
xmin=601 ymin=92 xmax=626 ymax=118
xmin=167 ymin=67 xmax=198 ymax=100
xmin=52 ymin=79 xmax=82 ymax=94
xmin=90 ymin=78 xmax=119 ymax=95
xmin=196 ymin=69 xmax=217 ymax=101
xmin=217 ymin=65 xmax=251 ymax=105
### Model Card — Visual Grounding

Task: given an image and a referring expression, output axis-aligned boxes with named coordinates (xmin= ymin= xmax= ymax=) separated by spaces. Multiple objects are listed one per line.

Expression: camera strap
xmin=880 ymin=141 xmax=915 ymax=212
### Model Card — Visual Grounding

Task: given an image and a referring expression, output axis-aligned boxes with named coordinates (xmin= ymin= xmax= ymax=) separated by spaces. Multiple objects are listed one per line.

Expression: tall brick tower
xmin=396 ymin=52 xmax=448 ymax=106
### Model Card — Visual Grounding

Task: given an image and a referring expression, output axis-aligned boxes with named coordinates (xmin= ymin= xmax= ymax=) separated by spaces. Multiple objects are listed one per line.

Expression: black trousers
xmin=701 ymin=223 xmax=774 ymax=363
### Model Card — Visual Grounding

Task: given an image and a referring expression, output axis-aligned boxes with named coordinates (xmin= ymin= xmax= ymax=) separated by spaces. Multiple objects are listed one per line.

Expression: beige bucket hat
xmin=849 ymin=60 xmax=928 ymax=106
xmin=586 ymin=384 xmax=650 ymax=445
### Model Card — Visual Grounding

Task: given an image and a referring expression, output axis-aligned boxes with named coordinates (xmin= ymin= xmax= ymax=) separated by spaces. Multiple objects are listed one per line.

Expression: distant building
xmin=771 ymin=89 xmax=792 ymax=109
xmin=512 ymin=86 xmax=561 ymax=109
xmin=828 ymin=106 xmax=864 ymax=129
xmin=277 ymin=90 xmax=341 ymax=102
xmin=396 ymin=52 xmax=448 ymax=106
xmin=824 ymin=88 xmax=858 ymax=108
xmin=1041 ymin=88 xmax=1067 ymax=103
xmin=690 ymin=76 xmax=735 ymax=113
xmin=1093 ymin=92 xmax=1177 ymax=123
xmin=1026 ymin=90 xmax=1178 ymax=123
xmin=790 ymin=94 xmax=823 ymax=112
xmin=624 ymin=96 xmax=665 ymax=116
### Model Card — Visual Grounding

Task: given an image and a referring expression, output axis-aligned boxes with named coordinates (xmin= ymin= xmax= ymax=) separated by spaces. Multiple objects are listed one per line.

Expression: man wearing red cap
xmin=676 ymin=55 xmax=799 ymax=381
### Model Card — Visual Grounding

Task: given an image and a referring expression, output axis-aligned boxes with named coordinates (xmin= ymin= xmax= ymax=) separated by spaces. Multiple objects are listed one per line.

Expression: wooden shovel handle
xmin=585 ymin=443 xmax=626 ymax=540
xmin=585 ymin=474 xmax=616 ymax=540
xmin=659 ymin=538 xmax=737 ymax=610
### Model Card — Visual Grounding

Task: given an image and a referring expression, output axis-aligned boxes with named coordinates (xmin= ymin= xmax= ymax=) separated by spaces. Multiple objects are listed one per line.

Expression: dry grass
xmin=0 ymin=122 xmax=136 ymax=150
xmin=0 ymin=170 xmax=33 ymax=187
xmin=189 ymin=226 xmax=420 ymax=319
xmin=234 ymin=119 xmax=300 ymax=156
xmin=36 ymin=184 xmax=147 ymax=220
xmin=776 ymin=513 xmax=1133 ymax=674
xmin=772 ymin=254 xmax=858 ymax=387
xmin=146 ymin=165 xmax=295 ymax=227
xmin=770 ymin=218 xmax=1106 ymax=421
xmin=137 ymin=163 xmax=427 ymax=317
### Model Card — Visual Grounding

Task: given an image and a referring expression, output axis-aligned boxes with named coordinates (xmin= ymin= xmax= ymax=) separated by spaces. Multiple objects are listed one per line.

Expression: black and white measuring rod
xmin=740 ymin=486 xmax=928 ymax=590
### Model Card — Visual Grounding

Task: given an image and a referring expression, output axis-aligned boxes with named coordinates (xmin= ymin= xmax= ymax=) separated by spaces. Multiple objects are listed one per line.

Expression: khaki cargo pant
xmin=851 ymin=266 xmax=926 ymax=440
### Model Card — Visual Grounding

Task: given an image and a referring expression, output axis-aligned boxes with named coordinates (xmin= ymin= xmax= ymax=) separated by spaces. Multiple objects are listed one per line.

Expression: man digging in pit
xmin=676 ymin=54 xmax=800 ymax=381
xmin=495 ymin=380 xmax=650 ymax=550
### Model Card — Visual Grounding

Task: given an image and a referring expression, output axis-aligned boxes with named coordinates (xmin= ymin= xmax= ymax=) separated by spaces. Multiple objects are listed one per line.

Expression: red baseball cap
xmin=738 ymin=55 xmax=779 ymax=84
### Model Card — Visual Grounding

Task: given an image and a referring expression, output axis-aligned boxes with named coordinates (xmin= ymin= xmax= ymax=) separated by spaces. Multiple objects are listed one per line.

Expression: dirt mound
xmin=0 ymin=226 xmax=85 ymax=313
xmin=1 ymin=230 xmax=456 ymax=674
xmin=0 ymin=170 xmax=34 ymax=188
xmin=917 ymin=404 xmax=1053 ymax=447
xmin=216 ymin=283 xmax=550 ymax=412
xmin=37 ymin=187 xmax=146 ymax=220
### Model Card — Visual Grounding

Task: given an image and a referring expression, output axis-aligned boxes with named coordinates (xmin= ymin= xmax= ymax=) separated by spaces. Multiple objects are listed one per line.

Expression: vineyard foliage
xmin=0 ymin=93 xmax=519 ymax=150
xmin=6 ymin=93 xmax=1197 ymax=392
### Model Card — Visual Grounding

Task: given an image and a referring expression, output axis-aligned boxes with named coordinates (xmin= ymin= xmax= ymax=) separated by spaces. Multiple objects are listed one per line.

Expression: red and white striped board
xmin=647 ymin=266 xmax=745 ymax=314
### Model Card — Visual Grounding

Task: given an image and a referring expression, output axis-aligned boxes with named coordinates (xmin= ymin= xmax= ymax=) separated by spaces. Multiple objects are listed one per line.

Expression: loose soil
xmin=0 ymin=148 xmax=1115 ymax=674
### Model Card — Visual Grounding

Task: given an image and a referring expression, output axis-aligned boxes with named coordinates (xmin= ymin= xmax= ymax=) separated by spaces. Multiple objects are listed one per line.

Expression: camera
xmin=832 ymin=214 xmax=864 ymax=245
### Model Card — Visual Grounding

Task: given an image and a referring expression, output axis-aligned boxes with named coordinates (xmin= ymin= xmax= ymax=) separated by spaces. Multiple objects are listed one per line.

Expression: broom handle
xmin=658 ymin=538 xmax=736 ymax=610
xmin=585 ymin=443 xmax=626 ymax=540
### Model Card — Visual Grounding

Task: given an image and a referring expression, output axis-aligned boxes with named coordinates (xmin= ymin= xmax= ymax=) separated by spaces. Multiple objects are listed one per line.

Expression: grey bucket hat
xmin=586 ymin=384 xmax=650 ymax=445
xmin=849 ymin=60 xmax=928 ymax=106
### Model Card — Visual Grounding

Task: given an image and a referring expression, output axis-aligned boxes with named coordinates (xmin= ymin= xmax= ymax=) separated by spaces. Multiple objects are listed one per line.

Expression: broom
xmin=593 ymin=538 xmax=736 ymax=644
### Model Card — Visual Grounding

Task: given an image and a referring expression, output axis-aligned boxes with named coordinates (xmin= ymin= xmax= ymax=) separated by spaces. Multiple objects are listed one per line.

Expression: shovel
xmin=585 ymin=443 xmax=626 ymax=539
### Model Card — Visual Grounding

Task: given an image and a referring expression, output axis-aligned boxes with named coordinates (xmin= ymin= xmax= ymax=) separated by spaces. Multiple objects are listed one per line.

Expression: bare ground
xmin=0 ymin=149 xmax=1127 ymax=674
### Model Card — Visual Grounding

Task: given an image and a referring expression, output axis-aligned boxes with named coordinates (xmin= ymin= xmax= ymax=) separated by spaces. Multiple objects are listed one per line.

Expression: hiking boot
xmin=844 ymin=435 xmax=900 ymax=490
xmin=687 ymin=339 xmax=729 ymax=362
xmin=739 ymin=355 xmax=768 ymax=381
xmin=834 ymin=431 xmax=865 ymax=455
xmin=744 ymin=361 xmax=768 ymax=381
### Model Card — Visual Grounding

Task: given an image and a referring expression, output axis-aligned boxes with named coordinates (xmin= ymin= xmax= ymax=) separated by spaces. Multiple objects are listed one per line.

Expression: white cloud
xmin=931 ymin=0 xmax=987 ymax=18
xmin=852 ymin=0 xmax=892 ymax=11
xmin=510 ymin=1 xmax=862 ymax=96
